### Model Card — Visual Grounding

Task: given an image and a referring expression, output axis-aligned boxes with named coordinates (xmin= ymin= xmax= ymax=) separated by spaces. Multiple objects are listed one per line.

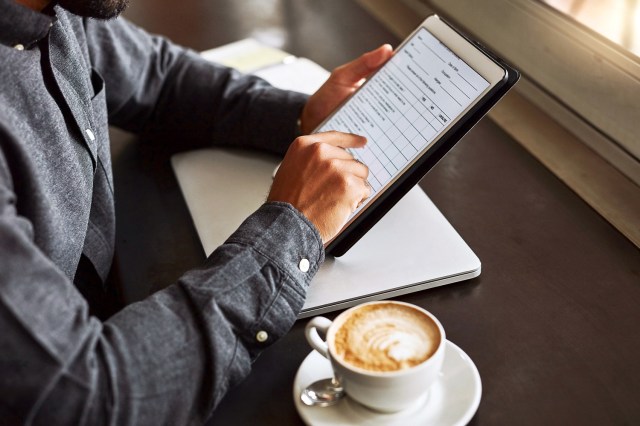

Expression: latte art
xmin=332 ymin=303 xmax=441 ymax=372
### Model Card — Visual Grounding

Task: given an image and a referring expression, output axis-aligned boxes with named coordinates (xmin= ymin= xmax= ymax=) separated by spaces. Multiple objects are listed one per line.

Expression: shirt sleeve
xmin=0 ymin=160 xmax=324 ymax=424
xmin=84 ymin=16 xmax=308 ymax=155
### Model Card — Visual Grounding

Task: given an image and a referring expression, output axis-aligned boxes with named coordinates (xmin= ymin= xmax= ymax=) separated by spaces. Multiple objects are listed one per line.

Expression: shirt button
xmin=299 ymin=258 xmax=310 ymax=273
xmin=256 ymin=330 xmax=268 ymax=343
xmin=14 ymin=44 xmax=24 ymax=51
xmin=85 ymin=128 xmax=95 ymax=141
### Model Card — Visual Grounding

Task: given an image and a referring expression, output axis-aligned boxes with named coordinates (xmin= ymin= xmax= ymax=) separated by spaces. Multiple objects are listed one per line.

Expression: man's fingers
xmin=312 ymin=131 xmax=367 ymax=149
xmin=351 ymin=158 xmax=370 ymax=179
xmin=329 ymin=157 xmax=369 ymax=179
xmin=338 ymin=159 xmax=371 ymax=211
xmin=322 ymin=145 xmax=355 ymax=161
xmin=331 ymin=44 xmax=393 ymax=86
xmin=356 ymin=179 xmax=373 ymax=209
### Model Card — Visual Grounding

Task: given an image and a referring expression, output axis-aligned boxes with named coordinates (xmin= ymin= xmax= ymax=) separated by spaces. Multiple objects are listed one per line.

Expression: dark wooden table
xmin=110 ymin=0 xmax=640 ymax=424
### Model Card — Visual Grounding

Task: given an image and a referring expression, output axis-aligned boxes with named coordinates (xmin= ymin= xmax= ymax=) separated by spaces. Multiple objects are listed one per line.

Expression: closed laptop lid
xmin=171 ymin=147 xmax=480 ymax=317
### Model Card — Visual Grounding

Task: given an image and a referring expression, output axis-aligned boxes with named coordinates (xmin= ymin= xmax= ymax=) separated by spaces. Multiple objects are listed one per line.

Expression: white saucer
xmin=293 ymin=340 xmax=481 ymax=426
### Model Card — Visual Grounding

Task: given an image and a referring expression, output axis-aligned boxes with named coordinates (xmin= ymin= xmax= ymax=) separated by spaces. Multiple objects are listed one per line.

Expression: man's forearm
xmin=0 ymin=202 xmax=323 ymax=424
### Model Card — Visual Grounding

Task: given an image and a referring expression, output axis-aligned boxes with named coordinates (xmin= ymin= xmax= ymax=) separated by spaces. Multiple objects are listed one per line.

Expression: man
xmin=0 ymin=0 xmax=393 ymax=422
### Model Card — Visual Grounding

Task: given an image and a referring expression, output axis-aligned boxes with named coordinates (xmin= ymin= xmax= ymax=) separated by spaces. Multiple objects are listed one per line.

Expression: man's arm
xmin=84 ymin=16 xmax=306 ymax=155
xmin=83 ymin=14 xmax=392 ymax=241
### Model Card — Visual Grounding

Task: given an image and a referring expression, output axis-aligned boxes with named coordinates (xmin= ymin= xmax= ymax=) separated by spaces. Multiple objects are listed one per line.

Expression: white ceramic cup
xmin=305 ymin=301 xmax=446 ymax=413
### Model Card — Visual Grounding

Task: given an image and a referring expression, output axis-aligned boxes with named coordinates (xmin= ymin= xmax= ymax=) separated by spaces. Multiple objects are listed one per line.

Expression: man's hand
xmin=268 ymin=132 xmax=371 ymax=243
xmin=299 ymin=44 xmax=393 ymax=135
xmin=268 ymin=45 xmax=392 ymax=244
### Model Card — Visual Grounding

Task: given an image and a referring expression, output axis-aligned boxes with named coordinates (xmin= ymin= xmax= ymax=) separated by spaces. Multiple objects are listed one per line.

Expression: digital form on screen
xmin=316 ymin=28 xmax=490 ymax=216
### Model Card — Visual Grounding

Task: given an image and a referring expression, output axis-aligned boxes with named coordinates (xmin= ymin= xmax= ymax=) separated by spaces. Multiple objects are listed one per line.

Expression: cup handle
xmin=305 ymin=316 xmax=332 ymax=360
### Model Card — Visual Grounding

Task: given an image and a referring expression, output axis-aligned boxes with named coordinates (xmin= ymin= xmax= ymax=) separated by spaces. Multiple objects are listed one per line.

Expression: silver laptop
xmin=171 ymin=148 xmax=480 ymax=317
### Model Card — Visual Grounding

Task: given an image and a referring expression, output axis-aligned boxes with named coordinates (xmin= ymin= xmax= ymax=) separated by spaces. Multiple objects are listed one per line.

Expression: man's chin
xmin=57 ymin=0 xmax=129 ymax=19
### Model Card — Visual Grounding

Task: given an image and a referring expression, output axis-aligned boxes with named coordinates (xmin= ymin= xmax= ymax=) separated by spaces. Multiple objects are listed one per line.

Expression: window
xmin=357 ymin=0 xmax=640 ymax=246
xmin=539 ymin=0 xmax=640 ymax=57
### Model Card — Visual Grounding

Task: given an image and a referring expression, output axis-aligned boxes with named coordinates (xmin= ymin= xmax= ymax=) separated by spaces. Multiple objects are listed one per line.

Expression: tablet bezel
xmin=323 ymin=15 xmax=518 ymax=256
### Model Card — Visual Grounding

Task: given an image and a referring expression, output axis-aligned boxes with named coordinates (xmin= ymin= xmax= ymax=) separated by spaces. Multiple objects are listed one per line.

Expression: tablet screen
xmin=316 ymin=27 xmax=491 ymax=226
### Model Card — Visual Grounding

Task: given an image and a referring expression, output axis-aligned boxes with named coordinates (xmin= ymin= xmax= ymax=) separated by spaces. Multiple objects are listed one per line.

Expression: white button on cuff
xmin=14 ymin=44 xmax=24 ymax=51
xmin=85 ymin=129 xmax=95 ymax=141
xmin=299 ymin=258 xmax=310 ymax=273
xmin=256 ymin=330 xmax=268 ymax=343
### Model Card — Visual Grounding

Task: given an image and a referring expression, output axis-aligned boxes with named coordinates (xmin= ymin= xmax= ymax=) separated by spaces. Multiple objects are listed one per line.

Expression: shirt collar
xmin=0 ymin=0 xmax=56 ymax=49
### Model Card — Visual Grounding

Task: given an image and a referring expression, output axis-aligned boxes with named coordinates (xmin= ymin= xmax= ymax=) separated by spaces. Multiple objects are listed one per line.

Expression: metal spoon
xmin=300 ymin=375 xmax=345 ymax=407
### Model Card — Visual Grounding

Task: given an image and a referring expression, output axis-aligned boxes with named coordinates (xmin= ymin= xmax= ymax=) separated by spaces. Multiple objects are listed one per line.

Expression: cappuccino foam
xmin=332 ymin=303 xmax=440 ymax=372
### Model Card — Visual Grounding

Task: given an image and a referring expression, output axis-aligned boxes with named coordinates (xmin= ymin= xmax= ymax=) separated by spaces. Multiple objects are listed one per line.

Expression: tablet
xmin=318 ymin=15 xmax=520 ymax=256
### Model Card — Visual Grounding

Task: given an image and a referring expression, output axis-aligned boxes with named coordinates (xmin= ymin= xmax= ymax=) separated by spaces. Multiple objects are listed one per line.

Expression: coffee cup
xmin=305 ymin=300 xmax=445 ymax=413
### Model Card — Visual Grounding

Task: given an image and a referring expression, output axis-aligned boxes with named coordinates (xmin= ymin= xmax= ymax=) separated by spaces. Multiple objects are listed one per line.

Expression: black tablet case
xmin=326 ymin=20 xmax=520 ymax=257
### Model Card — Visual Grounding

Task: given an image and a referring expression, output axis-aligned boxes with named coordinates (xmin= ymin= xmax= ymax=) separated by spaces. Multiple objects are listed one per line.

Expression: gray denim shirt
xmin=0 ymin=1 xmax=324 ymax=424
